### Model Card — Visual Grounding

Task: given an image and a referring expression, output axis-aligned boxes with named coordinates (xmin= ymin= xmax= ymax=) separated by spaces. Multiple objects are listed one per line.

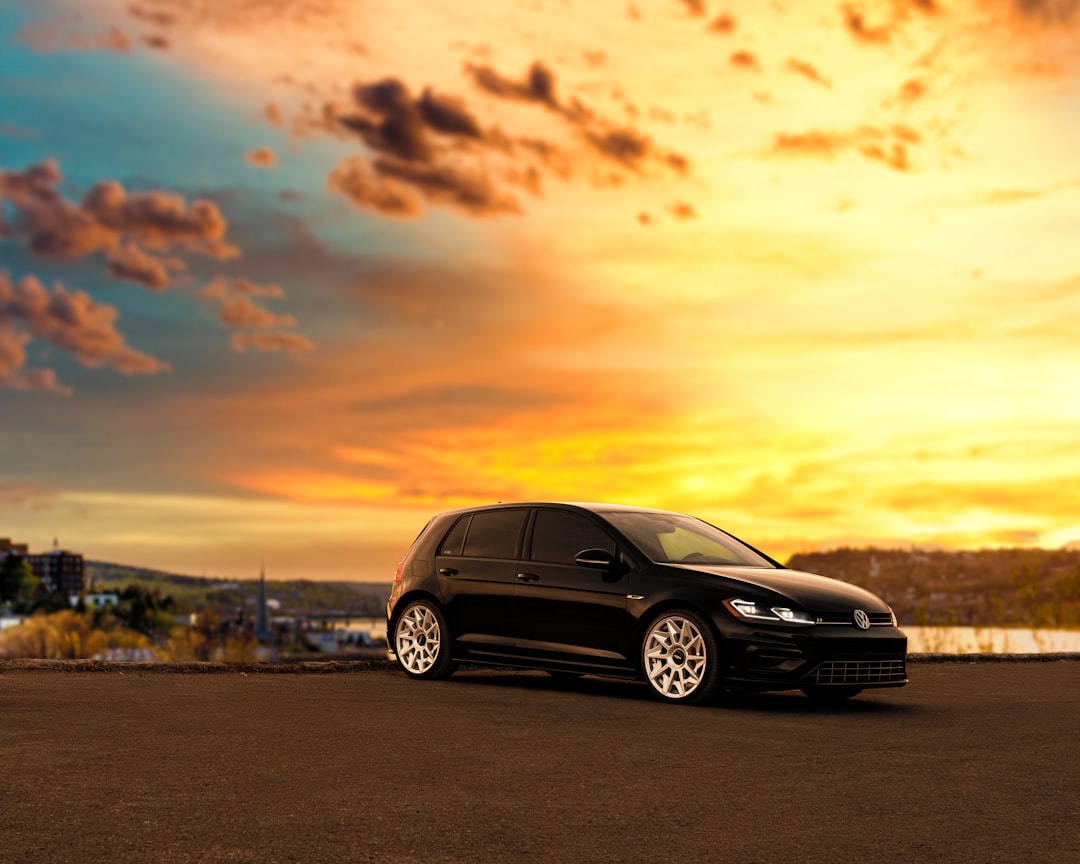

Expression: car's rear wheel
xmin=641 ymin=610 xmax=720 ymax=705
xmin=801 ymin=686 xmax=863 ymax=701
xmin=393 ymin=600 xmax=457 ymax=680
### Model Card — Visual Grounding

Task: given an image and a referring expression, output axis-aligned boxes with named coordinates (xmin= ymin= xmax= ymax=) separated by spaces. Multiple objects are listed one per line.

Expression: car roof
xmin=433 ymin=501 xmax=681 ymax=517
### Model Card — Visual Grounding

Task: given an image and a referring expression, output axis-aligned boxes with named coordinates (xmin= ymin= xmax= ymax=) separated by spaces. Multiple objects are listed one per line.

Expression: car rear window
xmin=438 ymin=515 xmax=471 ymax=556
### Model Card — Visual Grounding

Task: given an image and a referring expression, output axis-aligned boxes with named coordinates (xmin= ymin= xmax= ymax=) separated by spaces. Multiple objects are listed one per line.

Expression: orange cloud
xmin=786 ymin=57 xmax=831 ymax=88
xmin=708 ymin=13 xmax=736 ymax=33
xmin=772 ymin=124 xmax=922 ymax=171
xmin=200 ymin=276 xmax=310 ymax=340
xmin=244 ymin=146 xmax=277 ymax=167
xmin=0 ymin=272 xmax=169 ymax=392
xmin=730 ymin=50 xmax=760 ymax=71
xmin=0 ymin=161 xmax=238 ymax=265
xmin=230 ymin=331 xmax=316 ymax=355
xmin=106 ymin=241 xmax=186 ymax=290
xmin=0 ymin=324 xmax=69 ymax=394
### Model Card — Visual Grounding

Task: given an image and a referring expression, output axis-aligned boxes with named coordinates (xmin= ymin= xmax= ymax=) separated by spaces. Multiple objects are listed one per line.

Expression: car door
xmin=513 ymin=508 xmax=633 ymax=670
xmin=435 ymin=508 xmax=527 ymax=658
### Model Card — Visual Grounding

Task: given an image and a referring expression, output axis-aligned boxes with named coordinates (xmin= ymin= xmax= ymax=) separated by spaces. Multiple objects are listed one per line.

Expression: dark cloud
xmin=324 ymin=60 xmax=687 ymax=221
xmin=417 ymin=90 xmax=486 ymax=140
xmin=327 ymin=157 xmax=423 ymax=217
xmin=372 ymin=158 xmax=521 ymax=217
xmin=671 ymin=202 xmax=698 ymax=219
xmin=340 ymin=79 xmax=487 ymax=164
xmin=584 ymin=128 xmax=653 ymax=171
xmin=106 ymin=241 xmax=185 ymax=290
xmin=0 ymin=272 xmax=169 ymax=392
xmin=0 ymin=161 xmax=239 ymax=270
xmin=341 ymin=79 xmax=433 ymax=162
xmin=331 ymin=77 xmax=535 ymax=218
xmin=82 ymin=180 xmax=238 ymax=258
xmin=465 ymin=60 xmax=688 ymax=175
xmin=466 ymin=61 xmax=563 ymax=111
xmin=679 ymin=0 xmax=707 ymax=17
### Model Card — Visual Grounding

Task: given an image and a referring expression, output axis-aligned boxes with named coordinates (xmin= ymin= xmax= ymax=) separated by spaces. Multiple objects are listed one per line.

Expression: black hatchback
xmin=386 ymin=502 xmax=907 ymax=704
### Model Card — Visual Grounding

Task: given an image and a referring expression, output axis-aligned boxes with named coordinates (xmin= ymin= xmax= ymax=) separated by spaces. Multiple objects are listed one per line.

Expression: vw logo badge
xmin=853 ymin=609 xmax=870 ymax=630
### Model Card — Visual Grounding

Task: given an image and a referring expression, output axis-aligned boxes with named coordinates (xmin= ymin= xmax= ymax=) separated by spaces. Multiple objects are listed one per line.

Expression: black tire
xmin=800 ymin=686 xmax=863 ymax=701
xmin=393 ymin=599 xmax=458 ymax=680
xmin=640 ymin=609 xmax=721 ymax=705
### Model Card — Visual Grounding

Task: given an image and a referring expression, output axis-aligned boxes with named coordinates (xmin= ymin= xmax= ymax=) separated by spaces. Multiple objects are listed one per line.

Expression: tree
xmin=0 ymin=555 xmax=36 ymax=605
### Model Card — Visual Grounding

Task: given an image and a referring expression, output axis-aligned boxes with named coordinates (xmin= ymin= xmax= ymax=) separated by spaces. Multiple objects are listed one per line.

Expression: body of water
xmin=904 ymin=626 xmax=1080 ymax=654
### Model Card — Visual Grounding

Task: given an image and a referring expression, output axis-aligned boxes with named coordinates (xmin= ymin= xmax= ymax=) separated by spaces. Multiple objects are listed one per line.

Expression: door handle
xmin=516 ymin=572 xmax=540 ymax=583
xmin=439 ymin=567 xmax=458 ymax=576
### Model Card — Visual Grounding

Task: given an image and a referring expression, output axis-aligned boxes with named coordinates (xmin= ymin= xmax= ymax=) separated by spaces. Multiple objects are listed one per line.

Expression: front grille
xmin=814 ymin=612 xmax=894 ymax=627
xmin=807 ymin=659 xmax=906 ymax=685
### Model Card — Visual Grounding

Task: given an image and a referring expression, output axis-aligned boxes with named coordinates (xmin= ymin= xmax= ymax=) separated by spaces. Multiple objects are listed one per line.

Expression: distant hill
xmin=87 ymin=561 xmax=389 ymax=619
xmin=786 ymin=547 xmax=1080 ymax=628
xmin=86 ymin=548 xmax=1080 ymax=629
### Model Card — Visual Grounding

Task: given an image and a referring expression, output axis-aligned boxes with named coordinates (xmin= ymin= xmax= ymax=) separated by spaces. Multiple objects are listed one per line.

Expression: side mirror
xmin=575 ymin=548 xmax=618 ymax=569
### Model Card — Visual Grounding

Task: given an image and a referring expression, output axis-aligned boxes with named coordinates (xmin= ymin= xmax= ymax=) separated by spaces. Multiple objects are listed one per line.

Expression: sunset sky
xmin=3 ymin=0 xmax=1080 ymax=582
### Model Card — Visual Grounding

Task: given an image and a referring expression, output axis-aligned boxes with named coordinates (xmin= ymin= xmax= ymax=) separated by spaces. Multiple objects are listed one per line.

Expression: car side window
xmin=529 ymin=510 xmax=617 ymax=565
xmin=438 ymin=515 xmax=471 ymax=556
xmin=461 ymin=509 xmax=527 ymax=559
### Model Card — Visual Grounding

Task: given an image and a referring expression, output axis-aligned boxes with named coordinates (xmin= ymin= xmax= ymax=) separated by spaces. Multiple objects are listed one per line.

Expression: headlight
xmin=724 ymin=597 xmax=815 ymax=626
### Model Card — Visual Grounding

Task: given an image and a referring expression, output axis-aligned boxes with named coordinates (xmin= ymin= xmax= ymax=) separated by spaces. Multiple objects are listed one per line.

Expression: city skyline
xmin=3 ymin=0 xmax=1080 ymax=581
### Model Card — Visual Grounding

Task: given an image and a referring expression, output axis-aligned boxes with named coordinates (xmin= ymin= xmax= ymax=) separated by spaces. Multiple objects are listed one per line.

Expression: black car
xmin=386 ymin=502 xmax=907 ymax=704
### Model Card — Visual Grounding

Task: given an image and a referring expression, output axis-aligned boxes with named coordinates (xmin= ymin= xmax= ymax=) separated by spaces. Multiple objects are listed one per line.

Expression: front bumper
xmin=719 ymin=624 xmax=908 ymax=691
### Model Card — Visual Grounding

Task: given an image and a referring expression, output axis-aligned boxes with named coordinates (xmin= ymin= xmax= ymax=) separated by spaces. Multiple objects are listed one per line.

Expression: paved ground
xmin=1 ymin=661 xmax=1078 ymax=864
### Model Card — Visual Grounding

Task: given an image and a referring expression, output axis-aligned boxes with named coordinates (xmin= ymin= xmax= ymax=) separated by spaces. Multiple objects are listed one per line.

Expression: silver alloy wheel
xmin=643 ymin=614 xmax=708 ymax=699
xmin=395 ymin=603 xmax=443 ymax=675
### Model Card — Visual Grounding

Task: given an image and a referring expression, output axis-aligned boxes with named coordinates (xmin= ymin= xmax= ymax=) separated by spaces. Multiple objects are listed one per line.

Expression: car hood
xmin=669 ymin=564 xmax=891 ymax=613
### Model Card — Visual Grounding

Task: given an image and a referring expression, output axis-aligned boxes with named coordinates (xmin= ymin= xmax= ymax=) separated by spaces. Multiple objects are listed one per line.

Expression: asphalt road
xmin=2 ymin=662 xmax=1078 ymax=864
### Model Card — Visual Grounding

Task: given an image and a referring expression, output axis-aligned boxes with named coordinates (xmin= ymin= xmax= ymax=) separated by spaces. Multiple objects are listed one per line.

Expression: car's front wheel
xmin=393 ymin=600 xmax=457 ymax=680
xmin=641 ymin=610 xmax=720 ymax=705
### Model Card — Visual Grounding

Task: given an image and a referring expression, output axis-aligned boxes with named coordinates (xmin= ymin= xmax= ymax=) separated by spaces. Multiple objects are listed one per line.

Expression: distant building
xmin=26 ymin=539 xmax=87 ymax=597
xmin=0 ymin=538 xmax=30 ymax=557
xmin=72 ymin=593 xmax=119 ymax=610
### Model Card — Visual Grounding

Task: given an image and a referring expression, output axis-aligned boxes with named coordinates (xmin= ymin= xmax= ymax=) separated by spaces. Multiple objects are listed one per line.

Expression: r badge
xmin=853 ymin=609 xmax=870 ymax=630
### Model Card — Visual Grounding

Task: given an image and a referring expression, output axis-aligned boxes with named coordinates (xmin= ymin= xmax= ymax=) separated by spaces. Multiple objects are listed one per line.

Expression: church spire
xmin=255 ymin=563 xmax=272 ymax=643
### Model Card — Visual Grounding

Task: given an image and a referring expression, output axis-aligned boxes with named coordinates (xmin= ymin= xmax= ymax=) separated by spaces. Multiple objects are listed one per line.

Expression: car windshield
xmin=603 ymin=511 xmax=775 ymax=567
